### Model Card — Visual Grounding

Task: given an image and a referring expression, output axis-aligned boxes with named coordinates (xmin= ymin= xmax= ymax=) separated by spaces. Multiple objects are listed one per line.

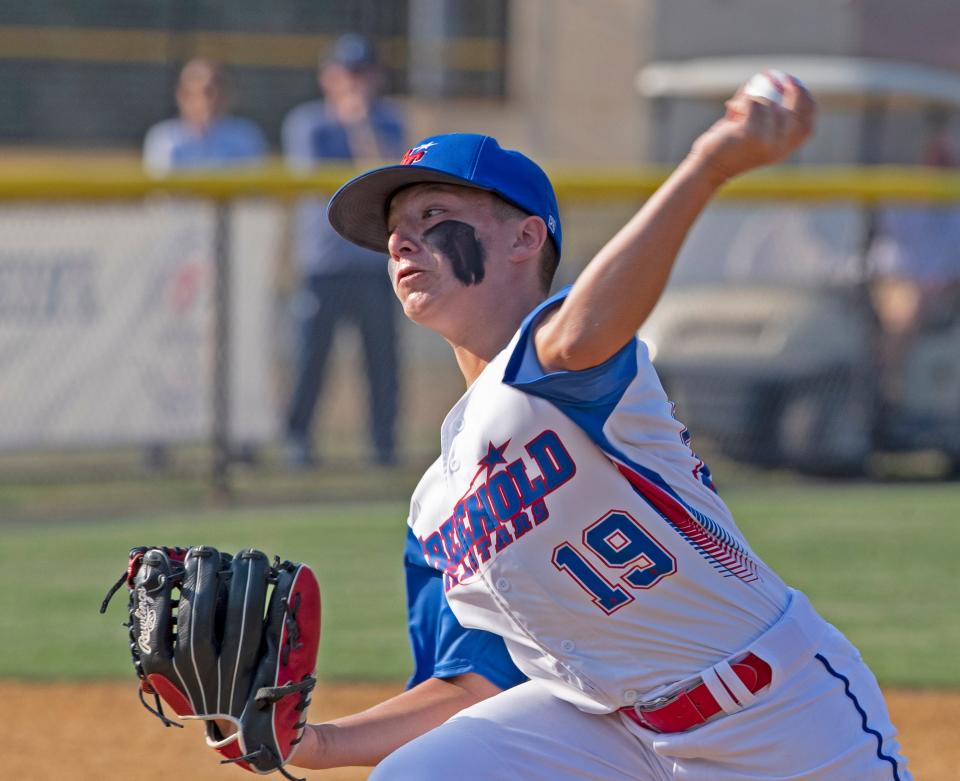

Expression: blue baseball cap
xmin=327 ymin=33 xmax=378 ymax=72
xmin=327 ymin=133 xmax=562 ymax=256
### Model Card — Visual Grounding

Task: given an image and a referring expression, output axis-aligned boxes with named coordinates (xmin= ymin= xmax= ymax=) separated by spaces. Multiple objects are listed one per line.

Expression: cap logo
xmin=400 ymin=141 xmax=437 ymax=166
xmin=547 ymin=214 xmax=557 ymax=234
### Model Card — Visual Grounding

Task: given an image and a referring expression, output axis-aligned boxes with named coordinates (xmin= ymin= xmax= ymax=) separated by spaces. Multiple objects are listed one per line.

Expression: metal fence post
xmin=211 ymin=200 xmax=232 ymax=499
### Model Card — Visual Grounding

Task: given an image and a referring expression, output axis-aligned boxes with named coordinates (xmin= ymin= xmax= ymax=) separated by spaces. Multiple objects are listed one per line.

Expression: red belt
xmin=620 ymin=652 xmax=772 ymax=734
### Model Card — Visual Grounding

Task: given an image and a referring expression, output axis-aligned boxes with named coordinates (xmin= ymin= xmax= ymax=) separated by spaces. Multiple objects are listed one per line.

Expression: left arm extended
xmin=535 ymin=77 xmax=815 ymax=372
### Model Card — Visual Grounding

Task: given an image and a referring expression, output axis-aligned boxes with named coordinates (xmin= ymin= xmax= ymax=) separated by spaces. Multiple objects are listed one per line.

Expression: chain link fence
xmin=638 ymin=195 xmax=960 ymax=478
xmin=0 ymin=183 xmax=469 ymax=500
xmin=0 ymin=1 xmax=508 ymax=149
xmin=0 ymin=168 xmax=957 ymax=518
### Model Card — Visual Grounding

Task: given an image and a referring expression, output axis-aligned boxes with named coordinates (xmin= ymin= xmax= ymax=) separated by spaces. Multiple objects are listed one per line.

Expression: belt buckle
xmin=630 ymin=676 xmax=705 ymax=734
xmin=634 ymin=677 xmax=698 ymax=713
xmin=634 ymin=692 xmax=677 ymax=711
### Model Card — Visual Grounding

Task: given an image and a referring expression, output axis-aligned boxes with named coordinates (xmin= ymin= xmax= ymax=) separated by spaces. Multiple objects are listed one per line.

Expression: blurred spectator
xmin=141 ymin=59 xmax=268 ymax=470
xmin=281 ymin=34 xmax=406 ymax=468
xmin=143 ymin=58 xmax=267 ymax=174
xmin=868 ymin=109 xmax=960 ymax=407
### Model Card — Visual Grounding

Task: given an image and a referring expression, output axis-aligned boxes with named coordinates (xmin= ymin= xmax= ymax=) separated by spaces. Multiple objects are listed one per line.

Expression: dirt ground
xmin=7 ymin=681 xmax=954 ymax=780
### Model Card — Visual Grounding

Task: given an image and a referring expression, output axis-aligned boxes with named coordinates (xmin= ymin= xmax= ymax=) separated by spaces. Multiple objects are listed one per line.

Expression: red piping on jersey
xmin=614 ymin=462 xmax=759 ymax=583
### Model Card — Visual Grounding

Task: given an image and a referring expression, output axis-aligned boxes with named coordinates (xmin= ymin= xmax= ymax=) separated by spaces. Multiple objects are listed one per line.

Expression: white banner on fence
xmin=0 ymin=199 xmax=280 ymax=450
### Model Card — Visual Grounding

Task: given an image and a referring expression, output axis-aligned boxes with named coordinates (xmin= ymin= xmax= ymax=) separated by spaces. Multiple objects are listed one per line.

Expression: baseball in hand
xmin=742 ymin=69 xmax=790 ymax=105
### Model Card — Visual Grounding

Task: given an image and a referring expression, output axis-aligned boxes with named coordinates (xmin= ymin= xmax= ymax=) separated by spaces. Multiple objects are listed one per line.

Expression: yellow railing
xmin=0 ymin=162 xmax=959 ymax=202
xmin=0 ymin=26 xmax=503 ymax=72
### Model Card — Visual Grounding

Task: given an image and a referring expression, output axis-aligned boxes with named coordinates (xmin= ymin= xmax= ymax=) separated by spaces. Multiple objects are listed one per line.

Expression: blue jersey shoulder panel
xmin=404 ymin=528 xmax=526 ymax=691
xmin=502 ymin=286 xmax=638 ymax=434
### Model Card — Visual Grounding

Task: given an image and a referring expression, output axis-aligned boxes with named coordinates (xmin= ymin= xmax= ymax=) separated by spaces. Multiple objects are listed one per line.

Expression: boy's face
xmin=386 ymin=184 xmax=519 ymax=328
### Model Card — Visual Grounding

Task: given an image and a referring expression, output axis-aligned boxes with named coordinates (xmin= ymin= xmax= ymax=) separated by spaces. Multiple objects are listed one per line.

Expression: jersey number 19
xmin=552 ymin=510 xmax=677 ymax=614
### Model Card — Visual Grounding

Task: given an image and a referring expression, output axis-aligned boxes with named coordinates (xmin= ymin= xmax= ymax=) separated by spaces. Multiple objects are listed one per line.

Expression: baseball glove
xmin=100 ymin=545 xmax=321 ymax=780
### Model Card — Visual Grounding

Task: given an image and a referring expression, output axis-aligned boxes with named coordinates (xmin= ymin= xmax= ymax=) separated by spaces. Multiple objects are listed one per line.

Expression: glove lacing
xmin=218 ymin=559 xmax=316 ymax=779
xmin=102 ymin=548 xmax=317 ymax=775
xmin=220 ymin=746 xmax=307 ymax=781
xmin=100 ymin=546 xmax=188 ymax=729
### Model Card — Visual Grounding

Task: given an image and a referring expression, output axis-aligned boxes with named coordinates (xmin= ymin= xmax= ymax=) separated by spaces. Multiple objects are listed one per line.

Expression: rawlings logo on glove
xmin=133 ymin=588 xmax=157 ymax=653
xmin=100 ymin=546 xmax=321 ymax=780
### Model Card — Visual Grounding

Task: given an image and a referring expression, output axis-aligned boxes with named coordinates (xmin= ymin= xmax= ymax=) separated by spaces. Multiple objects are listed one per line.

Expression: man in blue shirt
xmin=141 ymin=58 xmax=267 ymax=470
xmin=281 ymin=34 xmax=407 ymax=468
xmin=143 ymin=59 xmax=267 ymax=174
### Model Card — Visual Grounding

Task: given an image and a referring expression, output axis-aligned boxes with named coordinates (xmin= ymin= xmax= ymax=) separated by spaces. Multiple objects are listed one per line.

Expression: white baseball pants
xmin=370 ymin=630 xmax=911 ymax=780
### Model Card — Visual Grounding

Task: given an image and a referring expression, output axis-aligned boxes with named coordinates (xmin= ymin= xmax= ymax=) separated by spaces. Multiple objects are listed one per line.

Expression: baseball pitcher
xmin=286 ymin=75 xmax=910 ymax=780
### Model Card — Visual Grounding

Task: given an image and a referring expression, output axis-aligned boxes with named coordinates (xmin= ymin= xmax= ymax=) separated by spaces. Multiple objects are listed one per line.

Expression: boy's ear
xmin=510 ymin=215 xmax=549 ymax=264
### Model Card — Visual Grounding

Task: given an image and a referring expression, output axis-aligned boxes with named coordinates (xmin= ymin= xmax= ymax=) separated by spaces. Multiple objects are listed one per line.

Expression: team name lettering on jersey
xmin=420 ymin=429 xmax=576 ymax=591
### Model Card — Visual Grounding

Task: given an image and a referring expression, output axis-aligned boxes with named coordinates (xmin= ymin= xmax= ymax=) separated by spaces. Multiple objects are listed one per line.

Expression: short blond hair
xmin=490 ymin=196 xmax=559 ymax=293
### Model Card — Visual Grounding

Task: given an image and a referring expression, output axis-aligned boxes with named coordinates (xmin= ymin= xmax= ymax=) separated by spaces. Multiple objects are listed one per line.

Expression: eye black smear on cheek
xmin=422 ymin=220 xmax=486 ymax=286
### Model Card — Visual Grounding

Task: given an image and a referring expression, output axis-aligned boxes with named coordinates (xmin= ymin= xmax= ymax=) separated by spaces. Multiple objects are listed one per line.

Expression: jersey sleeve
xmin=142 ymin=121 xmax=175 ymax=175
xmin=237 ymin=118 xmax=269 ymax=159
xmin=501 ymin=286 xmax=638 ymax=433
xmin=373 ymin=101 xmax=408 ymax=158
xmin=282 ymin=102 xmax=325 ymax=170
xmin=404 ymin=528 xmax=527 ymax=691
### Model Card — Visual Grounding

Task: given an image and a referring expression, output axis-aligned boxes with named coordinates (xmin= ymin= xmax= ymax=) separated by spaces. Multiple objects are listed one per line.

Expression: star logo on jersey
xmin=419 ymin=430 xmax=577 ymax=591
xmin=400 ymin=141 xmax=437 ymax=165
xmin=478 ymin=439 xmax=510 ymax=477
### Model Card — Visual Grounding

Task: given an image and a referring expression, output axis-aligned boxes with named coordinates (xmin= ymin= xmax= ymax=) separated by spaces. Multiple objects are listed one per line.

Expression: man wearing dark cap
xmin=281 ymin=33 xmax=406 ymax=467
xmin=285 ymin=78 xmax=911 ymax=781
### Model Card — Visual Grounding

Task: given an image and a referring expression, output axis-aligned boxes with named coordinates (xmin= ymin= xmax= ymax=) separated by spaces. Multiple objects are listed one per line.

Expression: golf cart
xmin=635 ymin=57 xmax=960 ymax=475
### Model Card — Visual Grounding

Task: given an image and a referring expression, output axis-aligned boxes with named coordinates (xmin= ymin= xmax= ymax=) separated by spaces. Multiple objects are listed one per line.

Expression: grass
xmin=0 ymin=481 xmax=957 ymax=687
xmin=727 ymin=481 xmax=960 ymax=687
xmin=0 ymin=502 xmax=410 ymax=681
xmin=0 ymin=454 xmax=431 ymax=523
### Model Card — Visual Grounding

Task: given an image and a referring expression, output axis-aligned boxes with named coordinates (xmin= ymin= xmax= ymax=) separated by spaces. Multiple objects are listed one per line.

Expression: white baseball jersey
xmin=408 ymin=289 xmax=792 ymax=714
